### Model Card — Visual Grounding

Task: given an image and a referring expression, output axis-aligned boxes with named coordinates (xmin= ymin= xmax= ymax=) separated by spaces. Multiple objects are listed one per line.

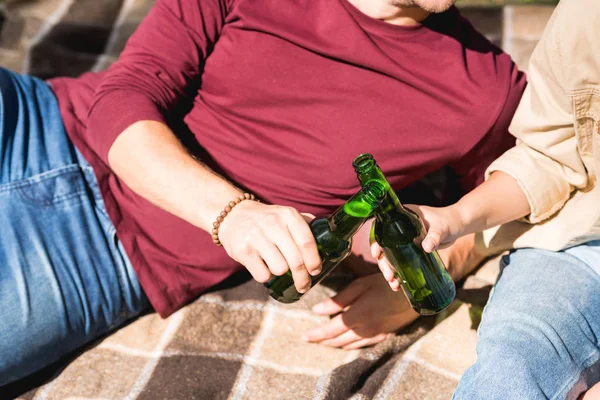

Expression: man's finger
xmin=317 ymin=329 xmax=363 ymax=349
xmin=311 ymin=279 xmax=369 ymax=315
xmin=300 ymin=212 xmax=316 ymax=222
xmin=252 ymin=234 xmax=288 ymax=276
xmin=283 ymin=210 xmax=322 ymax=276
xmin=302 ymin=314 xmax=349 ymax=343
xmin=269 ymin=228 xmax=306 ymax=276
xmin=267 ymin=226 xmax=312 ymax=293
xmin=342 ymin=333 xmax=391 ymax=350
xmin=240 ymin=253 xmax=273 ymax=283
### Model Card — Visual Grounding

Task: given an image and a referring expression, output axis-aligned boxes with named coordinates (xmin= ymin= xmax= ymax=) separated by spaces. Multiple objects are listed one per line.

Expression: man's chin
xmin=418 ymin=1 xmax=456 ymax=13
xmin=396 ymin=0 xmax=455 ymax=14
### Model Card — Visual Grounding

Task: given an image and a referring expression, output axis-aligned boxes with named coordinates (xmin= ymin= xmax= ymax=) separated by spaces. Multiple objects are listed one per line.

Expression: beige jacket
xmin=477 ymin=0 xmax=600 ymax=254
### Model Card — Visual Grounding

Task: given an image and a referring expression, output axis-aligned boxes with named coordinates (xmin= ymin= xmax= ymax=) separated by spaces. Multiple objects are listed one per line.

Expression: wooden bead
xmin=211 ymin=192 xmax=256 ymax=247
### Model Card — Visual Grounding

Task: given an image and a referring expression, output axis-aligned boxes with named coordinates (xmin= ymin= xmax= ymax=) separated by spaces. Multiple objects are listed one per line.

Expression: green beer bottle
xmin=353 ymin=153 xmax=455 ymax=315
xmin=266 ymin=181 xmax=386 ymax=303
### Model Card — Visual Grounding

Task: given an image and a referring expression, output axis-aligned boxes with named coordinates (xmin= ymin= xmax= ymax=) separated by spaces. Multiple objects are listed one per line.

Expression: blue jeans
xmin=0 ymin=68 xmax=149 ymax=386
xmin=453 ymin=241 xmax=600 ymax=399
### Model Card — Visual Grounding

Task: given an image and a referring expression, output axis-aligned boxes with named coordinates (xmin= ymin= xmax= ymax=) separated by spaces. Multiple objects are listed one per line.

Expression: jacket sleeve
xmin=485 ymin=3 xmax=589 ymax=224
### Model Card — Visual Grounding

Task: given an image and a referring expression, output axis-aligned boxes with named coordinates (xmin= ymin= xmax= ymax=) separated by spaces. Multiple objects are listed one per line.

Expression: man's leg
xmin=0 ymin=68 xmax=149 ymax=386
xmin=453 ymin=244 xmax=600 ymax=400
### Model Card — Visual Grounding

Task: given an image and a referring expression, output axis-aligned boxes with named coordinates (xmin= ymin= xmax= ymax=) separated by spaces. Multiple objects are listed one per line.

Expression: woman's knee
xmin=456 ymin=247 xmax=600 ymax=399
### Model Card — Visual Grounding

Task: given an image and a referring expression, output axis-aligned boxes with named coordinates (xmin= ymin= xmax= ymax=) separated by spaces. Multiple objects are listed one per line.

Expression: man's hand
xmin=302 ymin=273 xmax=419 ymax=350
xmin=218 ymin=200 xmax=321 ymax=293
xmin=303 ymin=232 xmax=486 ymax=350
xmin=108 ymin=121 xmax=324 ymax=295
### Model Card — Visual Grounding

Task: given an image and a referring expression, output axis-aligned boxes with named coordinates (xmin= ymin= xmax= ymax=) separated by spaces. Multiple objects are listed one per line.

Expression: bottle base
xmin=267 ymin=291 xmax=301 ymax=304
xmin=410 ymin=294 xmax=455 ymax=316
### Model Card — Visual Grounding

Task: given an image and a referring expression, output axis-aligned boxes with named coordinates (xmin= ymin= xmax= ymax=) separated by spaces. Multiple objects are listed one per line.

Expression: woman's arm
xmin=420 ymin=171 xmax=531 ymax=253
xmin=375 ymin=0 xmax=593 ymax=288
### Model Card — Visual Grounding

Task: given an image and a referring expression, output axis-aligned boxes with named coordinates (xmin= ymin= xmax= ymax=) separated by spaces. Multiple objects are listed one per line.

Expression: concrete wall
xmin=458 ymin=5 xmax=555 ymax=72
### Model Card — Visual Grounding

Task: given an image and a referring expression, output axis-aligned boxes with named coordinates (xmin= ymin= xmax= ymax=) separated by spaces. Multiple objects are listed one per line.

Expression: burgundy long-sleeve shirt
xmin=49 ymin=0 xmax=526 ymax=317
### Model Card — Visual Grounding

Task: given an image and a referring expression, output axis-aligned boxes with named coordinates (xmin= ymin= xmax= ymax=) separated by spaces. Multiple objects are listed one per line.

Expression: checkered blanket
xmin=5 ymin=264 xmax=500 ymax=400
xmin=0 ymin=1 xmax=500 ymax=399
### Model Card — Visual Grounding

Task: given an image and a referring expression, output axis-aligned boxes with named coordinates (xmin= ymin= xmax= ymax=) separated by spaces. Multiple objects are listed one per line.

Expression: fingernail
xmin=310 ymin=268 xmax=322 ymax=276
xmin=424 ymin=240 xmax=436 ymax=252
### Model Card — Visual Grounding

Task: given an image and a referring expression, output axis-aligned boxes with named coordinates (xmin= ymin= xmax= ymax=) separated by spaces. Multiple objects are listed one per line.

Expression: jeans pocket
xmin=12 ymin=165 xmax=87 ymax=208
xmin=79 ymin=164 xmax=112 ymax=220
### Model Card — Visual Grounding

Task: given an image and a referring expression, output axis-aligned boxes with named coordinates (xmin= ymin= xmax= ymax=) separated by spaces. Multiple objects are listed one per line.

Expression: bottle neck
xmin=327 ymin=209 xmax=368 ymax=240
xmin=356 ymin=165 xmax=405 ymax=213
xmin=327 ymin=185 xmax=383 ymax=239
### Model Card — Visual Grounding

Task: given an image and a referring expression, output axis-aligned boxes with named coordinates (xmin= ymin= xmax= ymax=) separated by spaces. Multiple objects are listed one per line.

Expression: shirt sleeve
xmin=87 ymin=0 xmax=233 ymax=163
xmin=485 ymin=6 xmax=590 ymax=224
xmin=450 ymin=65 xmax=527 ymax=194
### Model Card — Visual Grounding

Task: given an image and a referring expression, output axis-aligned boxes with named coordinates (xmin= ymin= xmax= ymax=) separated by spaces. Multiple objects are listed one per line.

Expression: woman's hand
xmin=406 ymin=204 xmax=468 ymax=253
xmin=372 ymin=204 xmax=469 ymax=291
xmin=218 ymin=200 xmax=321 ymax=294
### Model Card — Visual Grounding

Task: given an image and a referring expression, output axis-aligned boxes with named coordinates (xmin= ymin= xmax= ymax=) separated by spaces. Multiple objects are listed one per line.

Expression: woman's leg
xmin=453 ymin=244 xmax=600 ymax=400
xmin=0 ymin=68 xmax=149 ymax=386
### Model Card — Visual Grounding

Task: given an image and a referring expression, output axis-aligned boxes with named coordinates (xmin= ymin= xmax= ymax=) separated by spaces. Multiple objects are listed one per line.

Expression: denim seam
xmin=77 ymin=161 xmax=128 ymax=317
xmin=475 ymin=254 xmax=509 ymax=340
xmin=0 ymin=164 xmax=81 ymax=192
xmin=20 ymin=190 xmax=87 ymax=204
xmin=101 ymin=217 xmax=130 ymax=328
xmin=553 ymin=350 xmax=600 ymax=400
xmin=77 ymin=164 xmax=112 ymax=220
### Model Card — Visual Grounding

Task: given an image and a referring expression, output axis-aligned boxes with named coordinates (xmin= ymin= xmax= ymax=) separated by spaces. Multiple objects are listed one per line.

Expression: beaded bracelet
xmin=212 ymin=192 xmax=257 ymax=246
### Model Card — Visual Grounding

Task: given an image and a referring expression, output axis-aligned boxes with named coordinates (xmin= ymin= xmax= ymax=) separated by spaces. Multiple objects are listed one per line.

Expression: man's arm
xmin=108 ymin=120 xmax=242 ymax=232
xmin=88 ymin=0 xmax=322 ymax=292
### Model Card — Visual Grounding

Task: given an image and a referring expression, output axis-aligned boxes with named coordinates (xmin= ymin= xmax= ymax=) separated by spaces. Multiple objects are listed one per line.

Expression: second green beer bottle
xmin=353 ymin=153 xmax=456 ymax=315
xmin=265 ymin=181 xmax=386 ymax=303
